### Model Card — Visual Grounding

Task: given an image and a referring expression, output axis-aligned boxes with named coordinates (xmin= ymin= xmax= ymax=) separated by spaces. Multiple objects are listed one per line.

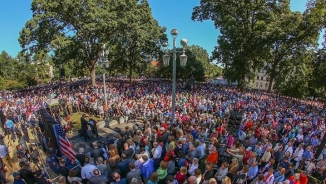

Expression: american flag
xmin=53 ymin=124 xmax=76 ymax=160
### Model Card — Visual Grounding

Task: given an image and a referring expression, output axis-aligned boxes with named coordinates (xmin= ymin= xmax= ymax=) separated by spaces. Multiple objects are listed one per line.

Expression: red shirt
xmin=175 ymin=172 xmax=186 ymax=184
xmin=206 ymin=152 xmax=218 ymax=164
xmin=300 ymin=173 xmax=308 ymax=184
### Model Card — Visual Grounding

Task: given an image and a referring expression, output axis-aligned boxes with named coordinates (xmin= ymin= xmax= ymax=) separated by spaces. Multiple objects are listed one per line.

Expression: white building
xmin=254 ymin=68 xmax=275 ymax=91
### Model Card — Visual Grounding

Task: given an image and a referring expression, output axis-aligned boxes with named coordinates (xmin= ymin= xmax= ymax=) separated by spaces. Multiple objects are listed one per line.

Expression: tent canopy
xmin=46 ymin=98 xmax=60 ymax=107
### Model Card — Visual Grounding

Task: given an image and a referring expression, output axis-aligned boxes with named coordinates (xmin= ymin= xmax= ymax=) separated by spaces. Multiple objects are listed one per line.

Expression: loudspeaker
xmin=228 ymin=112 xmax=242 ymax=132
xmin=60 ymin=68 xmax=65 ymax=79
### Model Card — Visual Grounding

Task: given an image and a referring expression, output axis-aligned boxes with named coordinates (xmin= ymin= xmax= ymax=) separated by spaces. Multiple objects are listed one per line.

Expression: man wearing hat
xmin=13 ymin=172 xmax=24 ymax=184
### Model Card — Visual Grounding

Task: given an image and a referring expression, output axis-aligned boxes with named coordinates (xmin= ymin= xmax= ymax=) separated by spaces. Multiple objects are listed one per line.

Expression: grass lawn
xmin=68 ymin=112 xmax=103 ymax=130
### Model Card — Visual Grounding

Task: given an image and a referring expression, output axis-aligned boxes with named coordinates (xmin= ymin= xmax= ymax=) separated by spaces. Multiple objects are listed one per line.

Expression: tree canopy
xmin=192 ymin=0 xmax=326 ymax=98
xmin=19 ymin=0 xmax=164 ymax=86
xmin=192 ymin=0 xmax=277 ymax=90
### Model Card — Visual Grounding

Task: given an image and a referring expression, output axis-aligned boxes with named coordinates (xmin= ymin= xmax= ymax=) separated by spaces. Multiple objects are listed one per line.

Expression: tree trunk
xmin=129 ymin=61 xmax=132 ymax=83
xmin=90 ymin=67 xmax=96 ymax=86
xmin=267 ymin=76 xmax=274 ymax=92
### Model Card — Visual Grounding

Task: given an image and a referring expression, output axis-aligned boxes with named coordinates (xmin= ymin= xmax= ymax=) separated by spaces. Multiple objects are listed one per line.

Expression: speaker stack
xmin=228 ymin=111 xmax=242 ymax=134
xmin=60 ymin=68 xmax=65 ymax=80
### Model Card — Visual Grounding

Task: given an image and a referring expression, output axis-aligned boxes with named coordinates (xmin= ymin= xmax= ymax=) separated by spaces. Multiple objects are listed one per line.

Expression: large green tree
xmin=192 ymin=0 xmax=277 ymax=90
xmin=189 ymin=45 xmax=222 ymax=78
xmin=273 ymin=50 xmax=315 ymax=98
xmin=19 ymin=0 xmax=157 ymax=86
xmin=108 ymin=0 xmax=166 ymax=82
xmin=262 ymin=0 xmax=324 ymax=92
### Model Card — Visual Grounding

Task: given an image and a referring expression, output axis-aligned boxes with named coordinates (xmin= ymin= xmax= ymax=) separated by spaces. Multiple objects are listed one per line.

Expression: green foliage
xmin=156 ymin=48 xmax=206 ymax=81
xmin=192 ymin=0 xmax=277 ymax=90
xmin=189 ymin=45 xmax=222 ymax=78
xmin=108 ymin=0 xmax=166 ymax=82
xmin=19 ymin=0 xmax=165 ymax=85
xmin=0 ymin=50 xmax=53 ymax=90
xmin=261 ymin=0 xmax=324 ymax=92
xmin=273 ymin=51 xmax=314 ymax=98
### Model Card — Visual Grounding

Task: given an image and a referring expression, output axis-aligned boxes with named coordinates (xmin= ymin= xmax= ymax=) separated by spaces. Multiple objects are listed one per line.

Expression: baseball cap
xmin=13 ymin=172 xmax=20 ymax=177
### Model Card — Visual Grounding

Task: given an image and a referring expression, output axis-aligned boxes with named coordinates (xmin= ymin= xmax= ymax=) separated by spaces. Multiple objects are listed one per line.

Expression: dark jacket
xmin=117 ymin=137 xmax=126 ymax=154
xmin=19 ymin=168 xmax=36 ymax=184
xmin=80 ymin=117 xmax=88 ymax=130
xmin=117 ymin=159 xmax=132 ymax=178
xmin=76 ymin=153 xmax=86 ymax=166
xmin=122 ymin=148 xmax=134 ymax=159
xmin=58 ymin=165 xmax=70 ymax=177
xmin=91 ymin=148 xmax=105 ymax=162
xmin=35 ymin=177 xmax=51 ymax=184
xmin=161 ymin=132 xmax=170 ymax=144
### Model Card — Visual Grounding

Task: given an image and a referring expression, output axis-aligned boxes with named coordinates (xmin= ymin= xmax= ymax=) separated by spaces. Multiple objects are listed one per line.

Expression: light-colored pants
xmin=2 ymin=154 xmax=17 ymax=172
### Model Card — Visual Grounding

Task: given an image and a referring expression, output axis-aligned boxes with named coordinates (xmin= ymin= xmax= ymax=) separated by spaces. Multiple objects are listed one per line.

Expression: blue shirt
xmin=247 ymin=166 xmax=258 ymax=179
xmin=311 ymin=138 xmax=319 ymax=147
xmin=5 ymin=120 xmax=14 ymax=129
xmin=0 ymin=145 xmax=9 ymax=158
xmin=302 ymin=150 xmax=311 ymax=159
xmin=115 ymin=178 xmax=127 ymax=184
xmin=273 ymin=171 xmax=285 ymax=182
xmin=181 ymin=143 xmax=189 ymax=155
xmin=14 ymin=179 xmax=26 ymax=184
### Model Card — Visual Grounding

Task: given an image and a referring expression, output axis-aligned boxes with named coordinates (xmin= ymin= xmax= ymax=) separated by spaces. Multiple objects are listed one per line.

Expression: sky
xmin=0 ymin=0 xmax=322 ymax=58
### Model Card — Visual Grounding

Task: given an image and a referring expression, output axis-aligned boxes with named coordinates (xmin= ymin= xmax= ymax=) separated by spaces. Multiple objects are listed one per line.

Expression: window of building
xmin=256 ymin=82 xmax=258 ymax=86
xmin=261 ymin=76 xmax=264 ymax=80
xmin=266 ymin=77 xmax=269 ymax=81
xmin=260 ymin=82 xmax=263 ymax=87
xmin=265 ymin=83 xmax=268 ymax=88
xmin=257 ymin=76 xmax=259 ymax=80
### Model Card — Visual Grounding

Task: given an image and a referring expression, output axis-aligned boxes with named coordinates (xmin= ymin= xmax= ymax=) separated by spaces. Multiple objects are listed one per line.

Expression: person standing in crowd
xmin=2 ymin=78 xmax=326 ymax=184
xmin=0 ymin=143 xmax=18 ymax=173
xmin=80 ymin=114 xmax=90 ymax=141
xmin=89 ymin=169 xmax=108 ymax=184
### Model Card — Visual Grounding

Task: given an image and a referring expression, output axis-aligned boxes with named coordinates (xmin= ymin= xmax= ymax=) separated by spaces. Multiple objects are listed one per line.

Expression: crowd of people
xmin=0 ymin=78 xmax=326 ymax=184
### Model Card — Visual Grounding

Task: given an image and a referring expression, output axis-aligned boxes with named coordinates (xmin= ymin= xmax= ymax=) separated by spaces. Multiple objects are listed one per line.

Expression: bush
xmin=3 ymin=80 xmax=27 ymax=90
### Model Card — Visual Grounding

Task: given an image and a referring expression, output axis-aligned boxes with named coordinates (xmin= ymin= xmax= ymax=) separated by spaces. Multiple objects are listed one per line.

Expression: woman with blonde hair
xmin=175 ymin=166 xmax=187 ymax=184
xmin=208 ymin=178 xmax=217 ymax=184
xmin=221 ymin=176 xmax=231 ymax=184
xmin=188 ymin=158 xmax=199 ymax=175
xmin=194 ymin=169 xmax=202 ymax=184
xmin=228 ymin=157 xmax=239 ymax=180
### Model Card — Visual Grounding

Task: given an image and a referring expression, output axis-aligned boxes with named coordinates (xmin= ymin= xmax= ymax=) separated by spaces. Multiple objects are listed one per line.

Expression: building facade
xmin=253 ymin=69 xmax=275 ymax=91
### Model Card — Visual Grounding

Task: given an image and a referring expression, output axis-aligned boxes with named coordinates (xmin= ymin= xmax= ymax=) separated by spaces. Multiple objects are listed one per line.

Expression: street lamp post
xmin=99 ymin=44 xmax=110 ymax=109
xmin=162 ymin=29 xmax=188 ymax=124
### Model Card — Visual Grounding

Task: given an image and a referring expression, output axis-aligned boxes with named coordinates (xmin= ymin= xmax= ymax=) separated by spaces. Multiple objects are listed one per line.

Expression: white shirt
xmin=284 ymin=145 xmax=294 ymax=158
xmin=81 ymin=164 xmax=100 ymax=179
xmin=153 ymin=145 xmax=162 ymax=159
xmin=292 ymin=148 xmax=304 ymax=161
xmin=188 ymin=164 xmax=198 ymax=175
xmin=296 ymin=134 xmax=304 ymax=142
